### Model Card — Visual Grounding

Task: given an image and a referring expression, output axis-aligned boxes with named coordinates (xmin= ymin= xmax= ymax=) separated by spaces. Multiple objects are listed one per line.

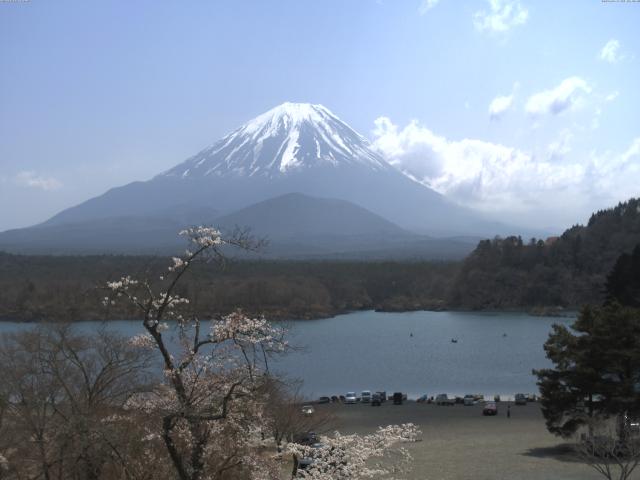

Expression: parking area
xmin=312 ymin=401 xmax=605 ymax=480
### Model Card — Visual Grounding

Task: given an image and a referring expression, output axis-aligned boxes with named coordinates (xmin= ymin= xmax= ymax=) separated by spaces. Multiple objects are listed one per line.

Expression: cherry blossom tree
xmin=104 ymin=227 xmax=287 ymax=480
xmin=105 ymin=226 xmax=422 ymax=480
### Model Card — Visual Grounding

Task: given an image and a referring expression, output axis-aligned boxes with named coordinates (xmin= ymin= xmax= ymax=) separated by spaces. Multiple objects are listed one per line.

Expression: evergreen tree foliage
xmin=606 ymin=245 xmax=640 ymax=308
xmin=534 ymin=304 xmax=640 ymax=438
xmin=452 ymin=198 xmax=640 ymax=309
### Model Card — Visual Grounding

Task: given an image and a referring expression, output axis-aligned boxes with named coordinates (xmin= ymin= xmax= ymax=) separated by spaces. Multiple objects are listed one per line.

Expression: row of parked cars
xmin=330 ymin=391 xmax=409 ymax=405
xmin=415 ymin=392 xmax=537 ymax=405
xmin=313 ymin=392 xmax=537 ymax=407
xmin=344 ymin=391 xmax=404 ymax=405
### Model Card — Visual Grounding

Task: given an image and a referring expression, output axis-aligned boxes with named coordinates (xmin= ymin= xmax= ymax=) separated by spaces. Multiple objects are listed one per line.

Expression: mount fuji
xmin=0 ymin=103 xmax=528 ymax=256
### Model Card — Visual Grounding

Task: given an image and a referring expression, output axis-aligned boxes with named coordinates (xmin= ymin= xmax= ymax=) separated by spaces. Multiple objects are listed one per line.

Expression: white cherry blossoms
xmin=288 ymin=423 xmax=420 ymax=480
xmin=212 ymin=311 xmax=286 ymax=351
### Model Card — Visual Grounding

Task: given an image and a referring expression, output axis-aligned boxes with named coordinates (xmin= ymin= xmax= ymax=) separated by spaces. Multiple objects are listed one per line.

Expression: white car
xmin=345 ymin=392 xmax=357 ymax=404
xmin=435 ymin=394 xmax=455 ymax=406
xmin=361 ymin=390 xmax=372 ymax=403
xmin=301 ymin=405 xmax=315 ymax=416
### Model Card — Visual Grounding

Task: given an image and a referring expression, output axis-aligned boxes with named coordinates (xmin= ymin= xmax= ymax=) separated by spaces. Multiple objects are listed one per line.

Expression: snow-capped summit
xmin=30 ymin=101 xmax=514 ymax=242
xmin=162 ymin=102 xmax=391 ymax=178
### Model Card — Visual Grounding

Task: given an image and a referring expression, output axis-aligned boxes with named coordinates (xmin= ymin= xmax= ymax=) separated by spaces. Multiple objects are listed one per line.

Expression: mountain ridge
xmin=3 ymin=102 xmax=543 ymax=253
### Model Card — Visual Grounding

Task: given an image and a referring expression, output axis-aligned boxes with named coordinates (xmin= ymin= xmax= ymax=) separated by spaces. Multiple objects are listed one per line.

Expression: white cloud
xmin=525 ymin=76 xmax=591 ymax=116
xmin=599 ymin=39 xmax=623 ymax=63
xmin=488 ymin=94 xmax=514 ymax=120
xmin=547 ymin=129 xmax=573 ymax=160
xmin=473 ymin=0 xmax=528 ymax=33
xmin=605 ymin=91 xmax=619 ymax=102
xmin=418 ymin=0 xmax=440 ymax=14
xmin=588 ymin=138 xmax=640 ymax=201
xmin=488 ymin=83 xmax=518 ymax=120
xmin=372 ymin=116 xmax=639 ymax=219
xmin=14 ymin=171 xmax=62 ymax=191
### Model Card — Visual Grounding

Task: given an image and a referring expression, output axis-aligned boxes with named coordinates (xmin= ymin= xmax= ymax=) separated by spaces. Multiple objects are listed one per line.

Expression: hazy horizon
xmin=1 ymin=0 xmax=639 ymax=233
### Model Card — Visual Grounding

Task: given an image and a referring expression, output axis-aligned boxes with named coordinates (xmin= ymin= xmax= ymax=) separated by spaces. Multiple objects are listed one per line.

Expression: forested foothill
xmin=450 ymin=198 xmax=640 ymax=311
xmin=1 ymin=198 xmax=639 ymax=322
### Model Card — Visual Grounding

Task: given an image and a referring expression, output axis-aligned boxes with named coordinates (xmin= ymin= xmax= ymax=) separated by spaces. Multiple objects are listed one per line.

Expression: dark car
xmin=393 ymin=392 xmax=403 ymax=405
xmin=376 ymin=391 xmax=387 ymax=402
xmin=317 ymin=396 xmax=331 ymax=404
xmin=295 ymin=442 xmax=327 ymax=476
xmin=483 ymin=402 xmax=498 ymax=416
xmin=293 ymin=431 xmax=318 ymax=446
xmin=331 ymin=395 xmax=340 ymax=403
xmin=371 ymin=394 xmax=382 ymax=406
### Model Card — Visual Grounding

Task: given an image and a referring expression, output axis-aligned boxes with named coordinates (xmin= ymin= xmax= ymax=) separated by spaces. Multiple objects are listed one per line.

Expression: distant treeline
xmin=0 ymin=254 xmax=458 ymax=322
xmin=3 ymin=198 xmax=640 ymax=321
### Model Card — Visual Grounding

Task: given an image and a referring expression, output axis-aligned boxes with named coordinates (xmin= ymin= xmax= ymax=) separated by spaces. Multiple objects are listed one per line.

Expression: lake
xmin=0 ymin=310 xmax=573 ymax=400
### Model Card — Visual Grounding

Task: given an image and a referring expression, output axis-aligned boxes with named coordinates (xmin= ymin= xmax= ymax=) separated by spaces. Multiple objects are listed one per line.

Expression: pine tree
xmin=534 ymin=304 xmax=640 ymax=438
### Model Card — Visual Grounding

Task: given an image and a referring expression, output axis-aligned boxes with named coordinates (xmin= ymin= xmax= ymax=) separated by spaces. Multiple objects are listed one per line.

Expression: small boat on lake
xmin=451 ymin=338 xmax=458 ymax=343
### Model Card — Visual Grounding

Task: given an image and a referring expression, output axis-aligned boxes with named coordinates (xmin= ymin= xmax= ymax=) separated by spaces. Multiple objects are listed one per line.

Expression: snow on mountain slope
xmin=31 ymin=102 xmax=530 ymax=239
xmin=162 ymin=102 xmax=391 ymax=178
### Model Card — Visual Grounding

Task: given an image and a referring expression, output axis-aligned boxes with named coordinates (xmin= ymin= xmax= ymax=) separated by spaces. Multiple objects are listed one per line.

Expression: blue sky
xmin=1 ymin=0 xmax=638 ymax=231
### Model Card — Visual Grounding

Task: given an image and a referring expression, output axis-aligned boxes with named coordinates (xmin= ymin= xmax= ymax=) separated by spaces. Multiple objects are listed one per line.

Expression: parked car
xmin=331 ymin=395 xmax=340 ymax=403
xmin=317 ymin=396 xmax=331 ymax=404
xmin=301 ymin=405 xmax=315 ymax=416
xmin=376 ymin=391 xmax=387 ymax=402
xmin=345 ymin=392 xmax=357 ymax=404
xmin=293 ymin=431 xmax=318 ymax=446
xmin=624 ymin=413 xmax=640 ymax=434
xmin=526 ymin=393 xmax=537 ymax=402
xmin=435 ymin=394 xmax=455 ymax=406
xmin=463 ymin=394 xmax=476 ymax=406
xmin=339 ymin=395 xmax=346 ymax=403
xmin=483 ymin=402 xmax=498 ymax=416
xmin=417 ymin=394 xmax=429 ymax=403
xmin=393 ymin=392 xmax=403 ymax=405
xmin=371 ymin=394 xmax=382 ymax=406
xmin=515 ymin=393 xmax=527 ymax=405
xmin=295 ymin=442 xmax=326 ymax=475
xmin=361 ymin=390 xmax=372 ymax=403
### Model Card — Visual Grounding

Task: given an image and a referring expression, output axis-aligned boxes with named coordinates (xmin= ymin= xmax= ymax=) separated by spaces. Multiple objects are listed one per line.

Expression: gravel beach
xmin=314 ymin=401 xmax=608 ymax=480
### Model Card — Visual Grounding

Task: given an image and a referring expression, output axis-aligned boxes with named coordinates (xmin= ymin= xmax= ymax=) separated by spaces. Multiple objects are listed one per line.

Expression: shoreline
xmin=0 ymin=306 xmax=580 ymax=324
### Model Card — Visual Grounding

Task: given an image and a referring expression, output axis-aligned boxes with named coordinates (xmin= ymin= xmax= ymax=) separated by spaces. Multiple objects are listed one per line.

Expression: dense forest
xmin=450 ymin=198 xmax=640 ymax=310
xmin=2 ymin=198 xmax=639 ymax=322
xmin=0 ymin=254 xmax=458 ymax=321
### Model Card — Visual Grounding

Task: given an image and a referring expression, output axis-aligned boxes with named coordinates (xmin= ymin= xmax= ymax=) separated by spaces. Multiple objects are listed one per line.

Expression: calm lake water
xmin=0 ymin=310 xmax=574 ymax=400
